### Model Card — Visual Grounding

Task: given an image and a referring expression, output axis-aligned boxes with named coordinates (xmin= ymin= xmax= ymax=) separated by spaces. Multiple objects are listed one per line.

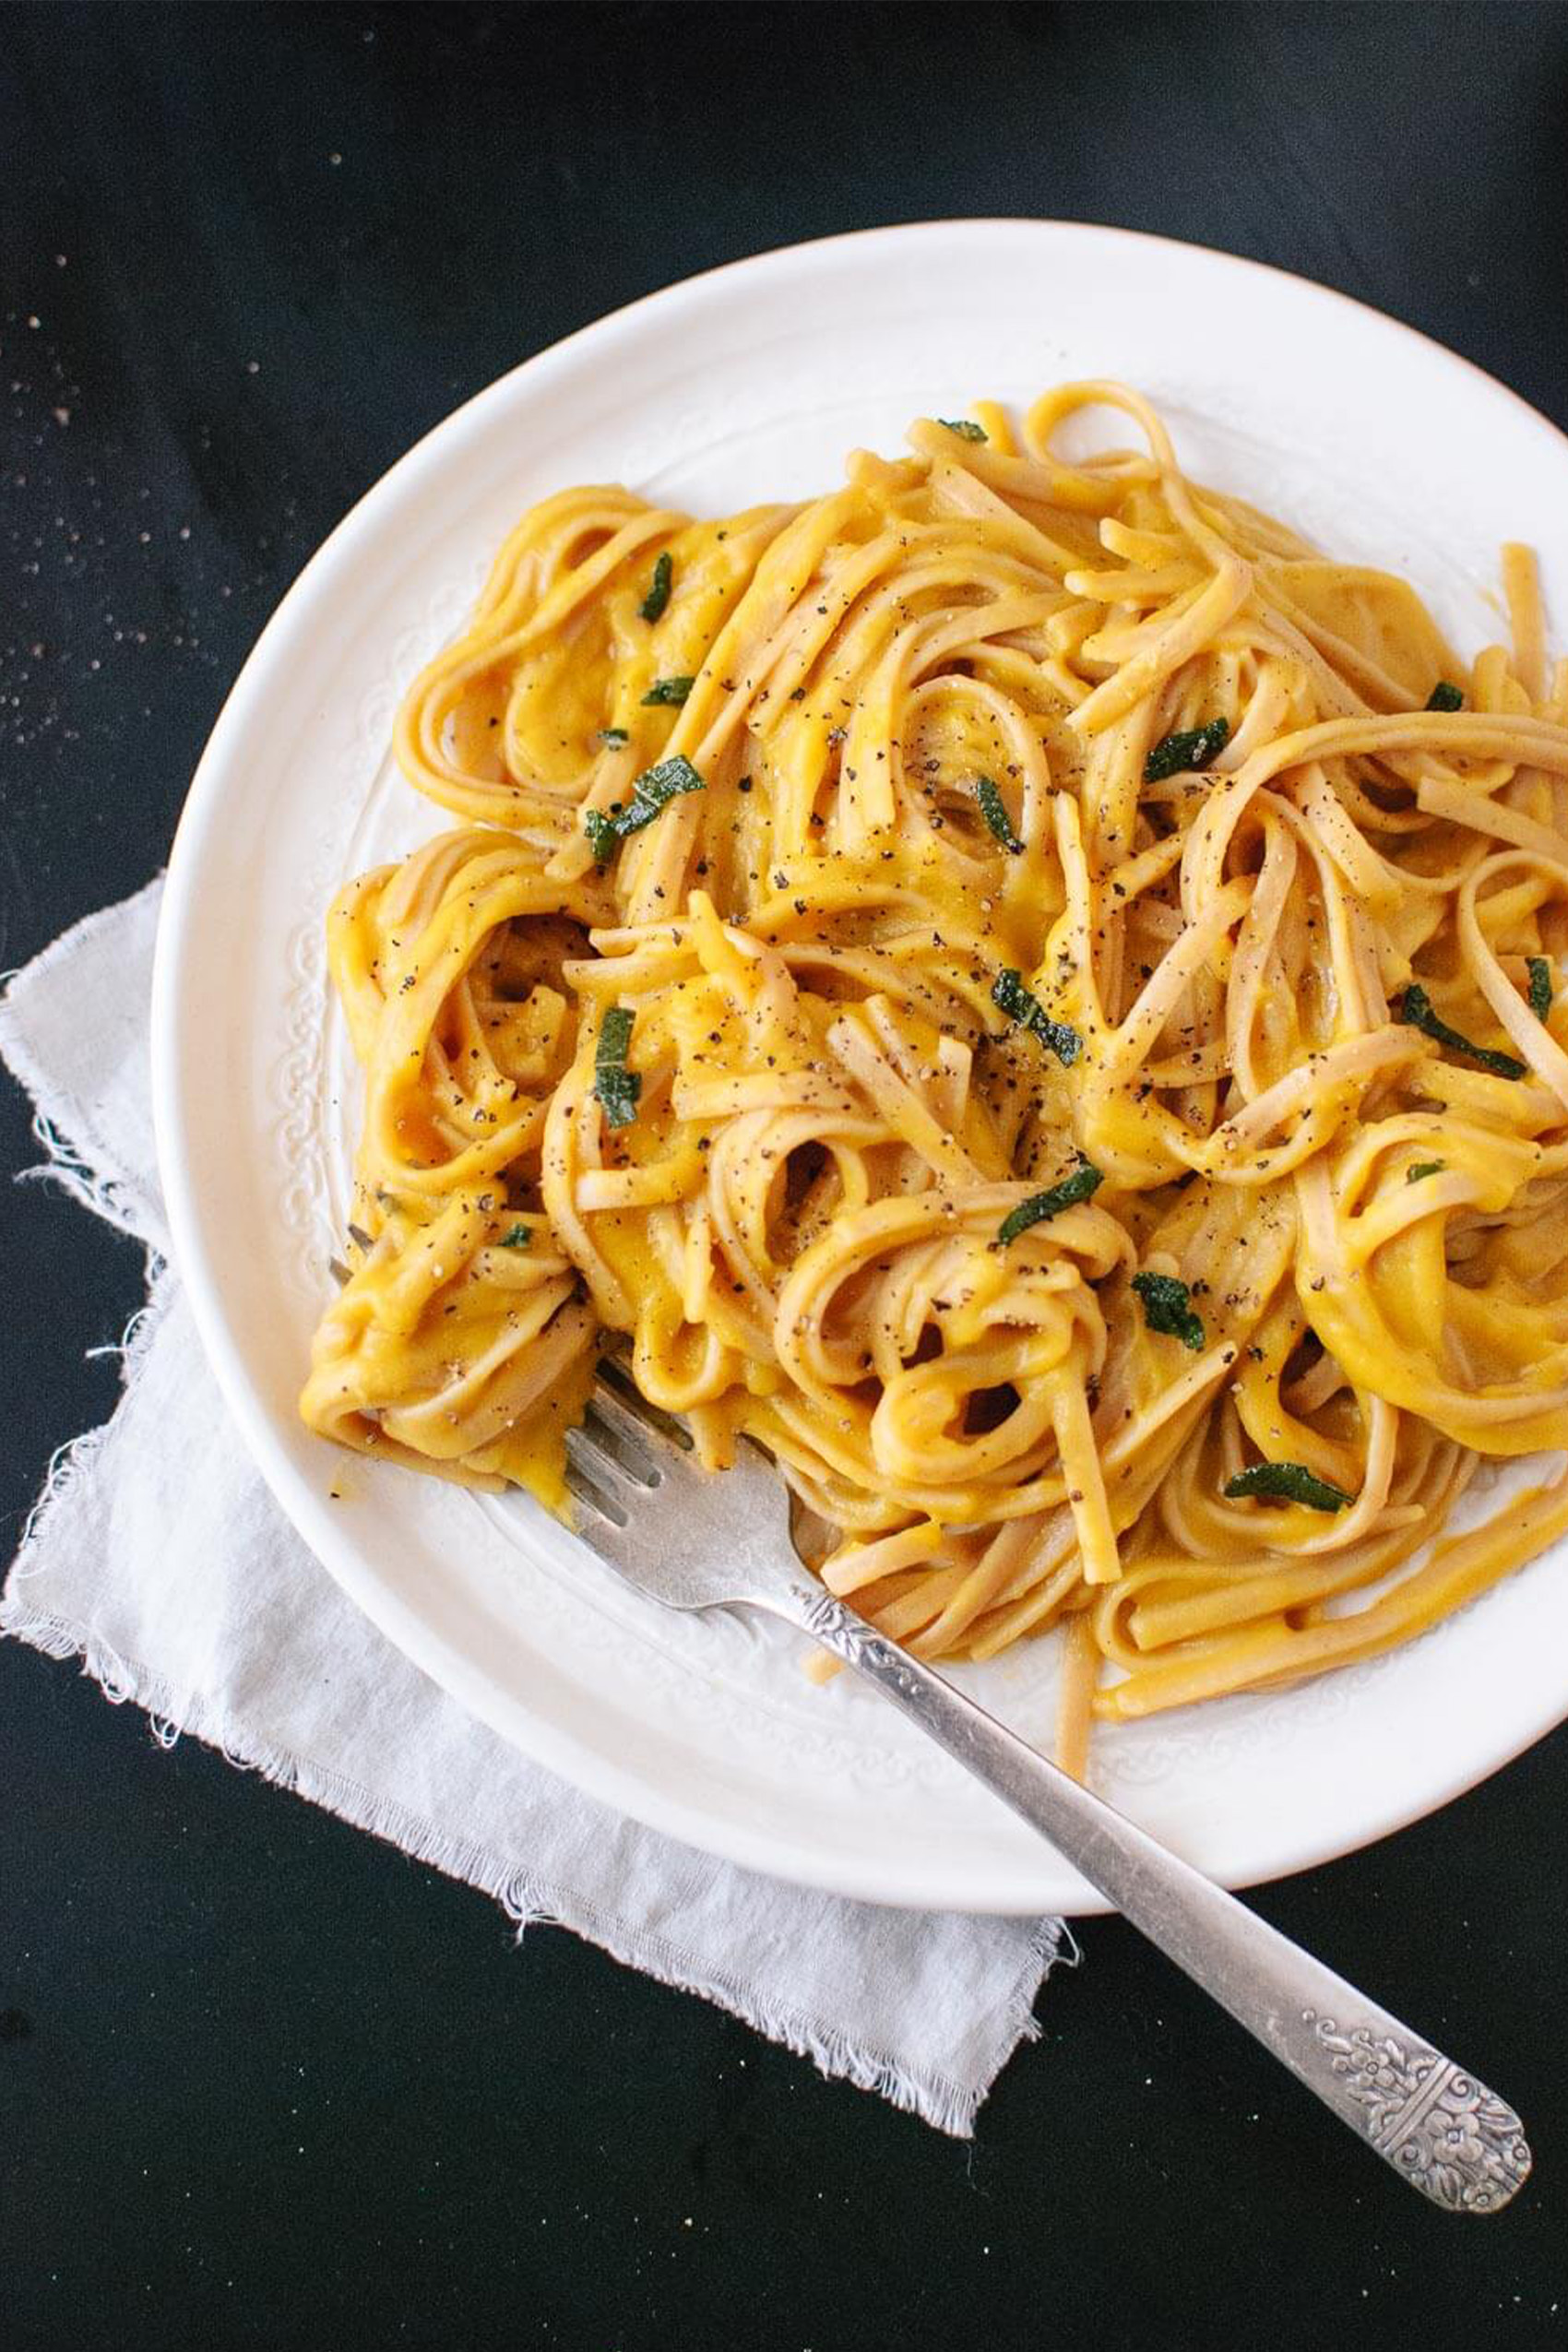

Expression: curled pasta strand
xmin=301 ymin=380 xmax=1568 ymax=1766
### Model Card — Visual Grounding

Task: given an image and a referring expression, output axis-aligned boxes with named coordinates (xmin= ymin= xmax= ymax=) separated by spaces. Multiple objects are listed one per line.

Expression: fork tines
xmin=563 ymin=1363 xmax=685 ymax=1526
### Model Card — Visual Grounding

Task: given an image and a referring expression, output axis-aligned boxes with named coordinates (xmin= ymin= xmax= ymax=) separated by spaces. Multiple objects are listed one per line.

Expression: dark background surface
xmin=4 ymin=5 xmax=1568 ymax=2346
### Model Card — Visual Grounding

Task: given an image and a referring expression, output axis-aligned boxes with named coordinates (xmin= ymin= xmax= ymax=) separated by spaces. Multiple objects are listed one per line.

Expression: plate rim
xmin=151 ymin=216 xmax=1568 ymax=1914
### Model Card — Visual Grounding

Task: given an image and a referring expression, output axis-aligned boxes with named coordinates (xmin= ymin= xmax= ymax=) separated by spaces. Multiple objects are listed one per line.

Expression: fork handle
xmin=775 ymin=1583 xmax=1529 ymax=2214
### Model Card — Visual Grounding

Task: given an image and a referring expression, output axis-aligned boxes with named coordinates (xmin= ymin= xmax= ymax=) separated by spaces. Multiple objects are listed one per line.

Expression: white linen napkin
xmin=0 ymin=880 xmax=1069 ymax=2135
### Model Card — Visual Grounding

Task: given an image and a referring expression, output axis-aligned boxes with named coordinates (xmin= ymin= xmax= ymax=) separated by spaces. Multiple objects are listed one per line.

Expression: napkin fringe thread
xmin=0 ymin=1601 xmax=581 ymax=1916
xmin=17 ymin=1107 xmax=148 ymax=1243
xmin=3 ymin=898 xmax=165 ymax=1242
xmin=10 ymin=1279 xmax=167 ymax=1577
xmin=3 ymin=879 xmax=1069 ymax=2143
xmin=0 ymin=1590 xmax=1066 ymax=2138
xmin=552 ymin=1910 xmax=1072 ymax=2139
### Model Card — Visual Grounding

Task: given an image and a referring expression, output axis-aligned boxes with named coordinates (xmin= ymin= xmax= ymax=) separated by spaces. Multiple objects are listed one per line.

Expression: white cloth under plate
xmin=0 ymin=879 xmax=1069 ymax=2134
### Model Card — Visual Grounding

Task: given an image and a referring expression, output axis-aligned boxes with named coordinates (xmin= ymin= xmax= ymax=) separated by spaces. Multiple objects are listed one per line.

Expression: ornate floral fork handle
xmin=566 ymin=1397 xmax=1532 ymax=2214
xmin=792 ymin=1586 xmax=1529 ymax=2214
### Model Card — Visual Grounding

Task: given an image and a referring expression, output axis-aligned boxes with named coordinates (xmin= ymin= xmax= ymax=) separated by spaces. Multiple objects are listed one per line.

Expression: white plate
xmin=152 ymin=220 xmax=1568 ymax=1915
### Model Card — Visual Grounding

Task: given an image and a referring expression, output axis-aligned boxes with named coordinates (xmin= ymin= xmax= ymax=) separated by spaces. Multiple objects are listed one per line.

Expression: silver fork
xmin=566 ymin=1365 xmax=1530 ymax=2214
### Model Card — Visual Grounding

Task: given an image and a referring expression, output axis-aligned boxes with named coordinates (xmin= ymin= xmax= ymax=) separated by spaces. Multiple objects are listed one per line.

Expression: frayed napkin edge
xmin=3 ymin=1279 xmax=1071 ymax=2139
xmin=1 ymin=1579 xmax=1071 ymax=2137
xmin=0 ymin=875 xmax=169 ymax=1254
xmin=3 ymin=874 xmax=1073 ymax=2140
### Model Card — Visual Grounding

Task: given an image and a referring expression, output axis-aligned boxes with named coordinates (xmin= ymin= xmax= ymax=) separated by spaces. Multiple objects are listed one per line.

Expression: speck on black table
xmin=4 ymin=7 xmax=1567 ymax=2347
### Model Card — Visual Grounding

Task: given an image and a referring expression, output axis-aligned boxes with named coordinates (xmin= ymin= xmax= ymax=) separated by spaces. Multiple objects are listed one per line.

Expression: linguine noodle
xmin=302 ymin=381 xmax=1568 ymax=1774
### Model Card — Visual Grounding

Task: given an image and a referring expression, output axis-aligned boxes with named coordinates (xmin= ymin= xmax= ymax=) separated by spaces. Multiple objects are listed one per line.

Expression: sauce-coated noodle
xmin=302 ymin=384 xmax=1568 ymax=1769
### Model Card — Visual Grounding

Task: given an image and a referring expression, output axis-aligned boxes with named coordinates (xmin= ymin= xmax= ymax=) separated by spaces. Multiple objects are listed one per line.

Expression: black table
xmin=5 ymin=8 xmax=1566 ymax=2346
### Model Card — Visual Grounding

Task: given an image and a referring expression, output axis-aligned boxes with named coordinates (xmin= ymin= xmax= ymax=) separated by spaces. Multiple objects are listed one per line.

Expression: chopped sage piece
xmin=583 ymin=754 xmax=705 ymax=862
xmin=975 ymin=775 xmax=1022 ymax=851
xmin=1527 ymin=956 xmax=1552 ymax=1020
xmin=992 ymin=968 xmax=1081 ymax=1066
xmin=584 ymin=807 xmax=620 ymax=863
xmin=594 ymin=1005 xmax=641 ymax=1130
xmin=615 ymin=754 xmax=705 ymax=837
xmin=996 ymin=1161 xmax=1102 ymax=1245
xmin=1224 ymin=1461 xmax=1350 ymax=1512
xmin=1145 ymin=717 xmax=1230 ymax=783
xmin=1399 ymin=983 xmax=1526 ymax=1079
xmin=1131 ymin=1270 xmax=1205 ymax=1351
xmin=638 ymin=551 xmax=672 ymax=624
